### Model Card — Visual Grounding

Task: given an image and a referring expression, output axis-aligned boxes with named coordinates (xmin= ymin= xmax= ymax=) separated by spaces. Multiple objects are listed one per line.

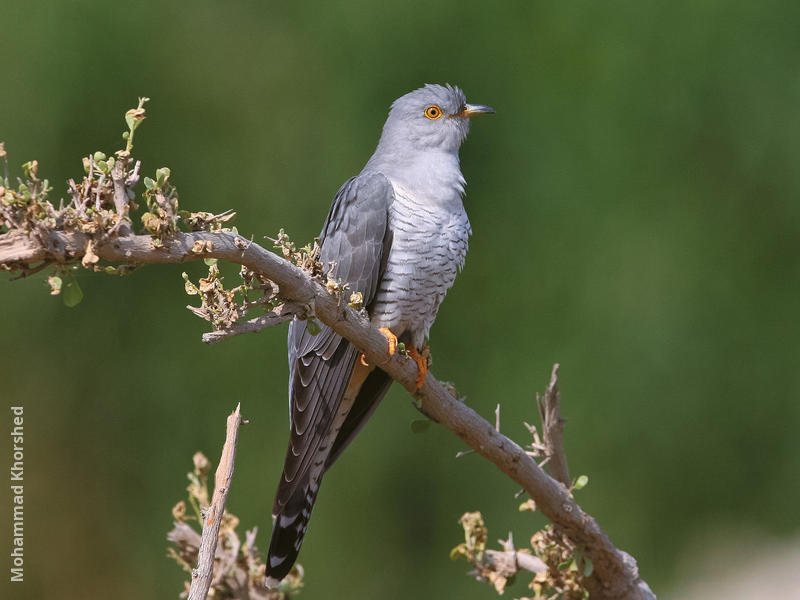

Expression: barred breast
xmin=370 ymin=184 xmax=471 ymax=348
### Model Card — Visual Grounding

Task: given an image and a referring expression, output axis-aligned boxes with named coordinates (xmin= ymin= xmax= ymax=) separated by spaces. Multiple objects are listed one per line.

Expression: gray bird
xmin=265 ymin=84 xmax=493 ymax=588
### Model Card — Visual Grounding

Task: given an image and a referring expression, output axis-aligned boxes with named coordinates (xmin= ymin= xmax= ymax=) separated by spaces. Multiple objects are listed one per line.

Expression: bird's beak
xmin=454 ymin=103 xmax=495 ymax=118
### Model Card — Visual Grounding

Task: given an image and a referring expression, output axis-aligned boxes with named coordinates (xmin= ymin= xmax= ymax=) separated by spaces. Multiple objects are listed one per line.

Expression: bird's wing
xmin=276 ymin=172 xmax=394 ymax=512
xmin=266 ymin=173 xmax=393 ymax=584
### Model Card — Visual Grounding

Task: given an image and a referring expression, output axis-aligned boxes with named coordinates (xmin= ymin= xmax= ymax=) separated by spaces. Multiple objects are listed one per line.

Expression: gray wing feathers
xmin=275 ymin=173 xmax=393 ymax=512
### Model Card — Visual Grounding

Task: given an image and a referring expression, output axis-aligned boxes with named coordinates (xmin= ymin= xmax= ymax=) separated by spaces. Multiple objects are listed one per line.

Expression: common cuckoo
xmin=266 ymin=84 xmax=493 ymax=587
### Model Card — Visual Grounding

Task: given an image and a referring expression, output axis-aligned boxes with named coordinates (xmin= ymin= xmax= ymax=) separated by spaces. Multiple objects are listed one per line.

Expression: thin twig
xmin=187 ymin=403 xmax=243 ymax=600
xmin=125 ymin=160 xmax=142 ymax=187
xmin=110 ymin=157 xmax=132 ymax=235
xmin=485 ymin=546 xmax=547 ymax=576
xmin=199 ymin=302 xmax=302 ymax=344
xmin=537 ymin=363 xmax=571 ymax=488
xmin=9 ymin=261 xmax=50 ymax=280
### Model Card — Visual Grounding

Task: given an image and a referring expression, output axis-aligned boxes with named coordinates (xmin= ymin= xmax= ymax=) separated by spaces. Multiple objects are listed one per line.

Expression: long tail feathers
xmin=265 ymin=476 xmax=320 ymax=589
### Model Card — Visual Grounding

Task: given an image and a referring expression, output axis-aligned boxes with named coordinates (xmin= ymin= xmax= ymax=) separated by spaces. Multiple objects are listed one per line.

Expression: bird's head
xmin=378 ymin=84 xmax=494 ymax=155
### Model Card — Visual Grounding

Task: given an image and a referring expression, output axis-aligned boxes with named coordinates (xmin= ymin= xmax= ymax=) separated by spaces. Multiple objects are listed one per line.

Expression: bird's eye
xmin=424 ymin=105 xmax=443 ymax=120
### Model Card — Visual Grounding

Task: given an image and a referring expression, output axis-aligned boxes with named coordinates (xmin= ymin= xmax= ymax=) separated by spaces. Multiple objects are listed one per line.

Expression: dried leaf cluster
xmin=181 ymin=229 xmax=322 ymax=336
xmin=451 ymin=510 xmax=590 ymax=600
xmin=183 ymin=262 xmax=280 ymax=330
xmin=526 ymin=525 xmax=592 ymax=600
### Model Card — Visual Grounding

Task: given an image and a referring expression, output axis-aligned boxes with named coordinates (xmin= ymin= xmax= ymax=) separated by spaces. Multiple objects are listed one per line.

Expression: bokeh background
xmin=2 ymin=1 xmax=799 ymax=598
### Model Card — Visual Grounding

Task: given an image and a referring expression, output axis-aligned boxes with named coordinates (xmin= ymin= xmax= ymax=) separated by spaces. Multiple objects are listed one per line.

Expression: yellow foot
xmin=362 ymin=327 xmax=398 ymax=366
xmin=407 ymin=345 xmax=429 ymax=388
xmin=379 ymin=327 xmax=398 ymax=356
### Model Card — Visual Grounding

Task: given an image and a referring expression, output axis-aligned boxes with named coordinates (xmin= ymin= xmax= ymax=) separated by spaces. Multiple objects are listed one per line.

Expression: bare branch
xmin=110 ymin=156 xmax=132 ymax=235
xmin=537 ymin=363 xmax=571 ymax=488
xmin=188 ymin=404 xmax=243 ymax=600
xmin=0 ymin=228 xmax=654 ymax=599
xmin=485 ymin=549 xmax=547 ymax=576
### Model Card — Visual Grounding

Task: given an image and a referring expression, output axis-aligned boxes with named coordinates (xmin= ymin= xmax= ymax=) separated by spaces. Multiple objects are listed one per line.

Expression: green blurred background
xmin=2 ymin=1 xmax=799 ymax=598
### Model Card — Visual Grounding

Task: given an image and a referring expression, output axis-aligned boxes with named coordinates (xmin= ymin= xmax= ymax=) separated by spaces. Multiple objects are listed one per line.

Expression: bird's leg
xmin=360 ymin=327 xmax=398 ymax=366
xmin=406 ymin=344 xmax=429 ymax=388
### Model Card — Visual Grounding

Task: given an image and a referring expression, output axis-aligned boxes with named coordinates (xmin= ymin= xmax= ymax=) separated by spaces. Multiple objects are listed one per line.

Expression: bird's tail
xmin=265 ymin=474 xmax=321 ymax=589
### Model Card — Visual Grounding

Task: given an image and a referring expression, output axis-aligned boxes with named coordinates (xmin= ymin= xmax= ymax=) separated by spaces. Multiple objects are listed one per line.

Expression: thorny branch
xmin=0 ymin=104 xmax=655 ymax=600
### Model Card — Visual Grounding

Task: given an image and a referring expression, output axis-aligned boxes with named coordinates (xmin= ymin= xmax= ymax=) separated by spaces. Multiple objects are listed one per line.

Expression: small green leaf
xmin=156 ymin=167 xmax=171 ymax=185
xmin=61 ymin=272 xmax=84 ymax=307
xmin=93 ymin=151 xmax=106 ymax=163
xmin=204 ymin=258 xmax=217 ymax=266
xmin=143 ymin=177 xmax=156 ymax=190
xmin=583 ymin=556 xmax=594 ymax=577
xmin=569 ymin=559 xmax=578 ymax=572
xmin=410 ymin=419 xmax=431 ymax=434
xmin=21 ymin=161 xmax=38 ymax=178
xmin=573 ymin=475 xmax=589 ymax=490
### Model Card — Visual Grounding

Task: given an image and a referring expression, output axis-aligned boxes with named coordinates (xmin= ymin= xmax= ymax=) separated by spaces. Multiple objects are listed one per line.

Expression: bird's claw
xmin=407 ymin=345 xmax=428 ymax=388
xmin=375 ymin=328 xmax=426 ymax=387
xmin=379 ymin=327 xmax=398 ymax=356
xmin=360 ymin=328 xmax=398 ymax=366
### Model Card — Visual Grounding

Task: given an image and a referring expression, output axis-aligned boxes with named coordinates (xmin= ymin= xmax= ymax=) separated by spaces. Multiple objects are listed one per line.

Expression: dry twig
xmin=188 ymin=404 xmax=242 ymax=600
xmin=537 ymin=363 xmax=571 ymax=488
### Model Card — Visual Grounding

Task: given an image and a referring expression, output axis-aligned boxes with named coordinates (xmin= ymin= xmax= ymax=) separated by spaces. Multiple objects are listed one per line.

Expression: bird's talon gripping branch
xmin=361 ymin=328 xmax=398 ymax=365
xmin=407 ymin=345 xmax=428 ymax=388
xmin=379 ymin=327 xmax=398 ymax=356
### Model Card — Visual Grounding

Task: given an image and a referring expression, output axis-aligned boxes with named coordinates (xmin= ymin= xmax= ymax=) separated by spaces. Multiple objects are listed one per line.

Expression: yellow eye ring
xmin=424 ymin=105 xmax=443 ymax=120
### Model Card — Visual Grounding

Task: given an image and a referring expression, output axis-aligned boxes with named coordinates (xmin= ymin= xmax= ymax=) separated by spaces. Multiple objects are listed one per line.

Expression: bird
xmin=265 ymin=84 xmax=494 ymax=588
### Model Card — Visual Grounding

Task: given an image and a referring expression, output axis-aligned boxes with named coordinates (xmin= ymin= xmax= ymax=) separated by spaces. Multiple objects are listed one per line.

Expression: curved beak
xmin=456 ymin=103 xmax=495 ymax=118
